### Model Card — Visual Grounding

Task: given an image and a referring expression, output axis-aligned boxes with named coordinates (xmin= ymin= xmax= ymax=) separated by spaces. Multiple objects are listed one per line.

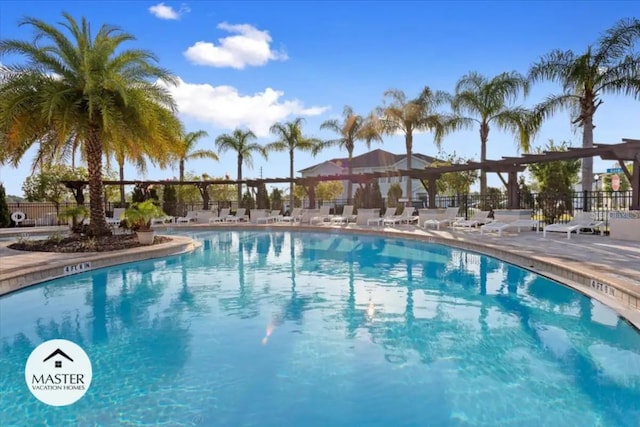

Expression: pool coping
xmin=0 ymin=224 xmax=638 ymax=329
xmin=0 ymin=235 xmax=200 ymax=296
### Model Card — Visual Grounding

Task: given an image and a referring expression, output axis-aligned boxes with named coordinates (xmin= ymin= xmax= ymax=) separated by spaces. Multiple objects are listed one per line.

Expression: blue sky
xmin=1 ymin=1 xmax=638 ymax=197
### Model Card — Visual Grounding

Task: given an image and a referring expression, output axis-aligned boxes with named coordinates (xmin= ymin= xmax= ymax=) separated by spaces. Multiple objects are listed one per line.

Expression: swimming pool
xmin=1 ymin=230 xmax=639 ymax=426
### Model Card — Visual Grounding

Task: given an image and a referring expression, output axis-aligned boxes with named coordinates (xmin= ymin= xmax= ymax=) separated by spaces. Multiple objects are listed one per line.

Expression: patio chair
xmin=151 ymin=215 xmax=174 ymax=225
xmin=176 ymin=211 xmax=198 ymax=224
xmin=367 ymin=207 xmax=397 ymax=226
xmin=480 ymin=210 xmax=538 ymax=236
xmin=480 ymin=219 xmax=539 ymax=236
xmin=106 ymin=208 xmax=125 ymax=226
xmin=310 ymin=206 xmax=332 ymax=225
xmin=331 ymin=205 xmax=356 ymax=224
xmin=543 ymin=213 xmax=604 ymax=239
xmin=383 ymin=207 xmax=418 ymax=225
xmin=280 ymin=208 xmax=303 ymax=223
xmin=423 ymin=207 xmax=461 ymax=230
xmin=250 ymin=209 xmax=268 ymax=224
xmin=453 ymin=210 xmax=492 ymax=228
xmin=209 ymin=208 xmax=231 ymax=223
xmin=225 ymin=208 xmax=248 ymax=223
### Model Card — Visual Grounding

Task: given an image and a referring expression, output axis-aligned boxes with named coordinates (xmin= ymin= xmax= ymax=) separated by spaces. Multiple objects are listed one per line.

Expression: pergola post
xmin=631 ymin=154 xmax=640 ymax=210
xmin=507 ymin=171 xmax=519 ymax=209
xmin=308 ymin=184 xmax=316 ymax=209
xmin=421 ymin=178 xmax=438 ymax=209
xmin=64 ymin=182 xmax=86 ymax=205
xmin=196 ymin=183 xmax=210 ymax=210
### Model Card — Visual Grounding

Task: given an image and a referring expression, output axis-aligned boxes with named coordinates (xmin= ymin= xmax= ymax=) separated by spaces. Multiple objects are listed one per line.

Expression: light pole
xmin=593 ymin=174 xmax=600 ymax=210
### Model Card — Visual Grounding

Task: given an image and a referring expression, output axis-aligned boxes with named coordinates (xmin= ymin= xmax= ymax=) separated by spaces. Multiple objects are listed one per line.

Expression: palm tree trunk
xmin=178 ymin=159 xmax=185 ymax=208
xmin=237 ymin=155 xmax=243 ymax=208
xmin=119 ymin=162 xmax=125 ymax=206
xmin=582 ymin=113 xmax=594 ymax=193
xmin=86 ymin=129 xmax=110 ymax=236
xmin=405 ymin=132 xmax=413 ymax=203
xmin=347 ymin=149 xmax=353 ymax=203
xmin=480 ymin=122 xmax=489 ymax=195
xmin=289 ymin=150 xmax=294 ymax=210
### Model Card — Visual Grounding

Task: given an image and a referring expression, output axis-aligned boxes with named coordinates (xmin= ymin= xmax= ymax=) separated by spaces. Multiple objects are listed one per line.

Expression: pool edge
xmin=0 ymin=235 xmax=200 ymax=297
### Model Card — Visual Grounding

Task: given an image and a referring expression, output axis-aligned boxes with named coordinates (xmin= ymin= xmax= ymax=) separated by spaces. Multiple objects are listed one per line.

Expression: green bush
xmin=162 ymin=185 xmax=177 ymax=216
xmin=0 ymin=184 xmax=10 ymax=228
xmin=256 ymin=183 xmax=270 ymax=209
xmin=241 ymin=191 xmax=255 ymax=210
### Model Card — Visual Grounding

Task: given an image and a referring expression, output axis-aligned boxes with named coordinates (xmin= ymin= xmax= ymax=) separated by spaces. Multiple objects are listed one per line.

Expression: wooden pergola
xmin=61 ymin=138 xmax=640 ymax=211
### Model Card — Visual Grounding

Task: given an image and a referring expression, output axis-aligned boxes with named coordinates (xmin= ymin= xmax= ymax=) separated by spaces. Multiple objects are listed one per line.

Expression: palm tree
xmin=319 ymin=106 xmax=382 ymax=201
xmin=444 ymin=71 xmax=534 ymax=195
xmin=267 ymin=118 xmax=322 ymax=210
xmin=529 ymin=18 xmax=640 ymax=192
xmin=174 ymin=130 xmax=217 ymax=183
xmin=215 ymin=129 xmax=267 ymax=205
xmin=108 ymin=144 xmax=149 ymax=206
xmin=376 ymin=87 xmax=449 ymax=203
xmin=0 ymin=13 xmax=181 ymax=236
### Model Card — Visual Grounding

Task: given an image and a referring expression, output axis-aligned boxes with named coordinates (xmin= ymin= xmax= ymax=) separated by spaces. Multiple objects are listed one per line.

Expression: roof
xmin=298 ymin=149 xmax=438 ymax=173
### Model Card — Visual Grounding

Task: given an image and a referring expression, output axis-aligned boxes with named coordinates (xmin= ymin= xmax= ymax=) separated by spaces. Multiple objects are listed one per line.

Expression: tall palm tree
xmin=0 ymin=13 xmax=181 ymax=236
xmin=529 ymin=18 xmax=640 ymax=192
xmin=173 ymin=130 xmax=218 ymax=205
xmin=267 ymin=118 xmax=322 ymax=210
xmin=376 ymin=87 xmax=449 ymax=203
xmin=319 ymin=106 xmax=382 ymax=201
xmin=108 ymin=144 xmax=149 ymax=206
xmin=215 ymin=129 xmax=267 ymax=205
xmin=444 ymin=71 xmax=534 ymax=195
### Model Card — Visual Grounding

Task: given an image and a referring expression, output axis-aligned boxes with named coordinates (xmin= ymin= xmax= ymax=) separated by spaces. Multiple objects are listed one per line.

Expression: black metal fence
xmin=5 ymin=190 xmax=635 ymax=230
xmin=305 ymin=190 xmax=635 ymax=230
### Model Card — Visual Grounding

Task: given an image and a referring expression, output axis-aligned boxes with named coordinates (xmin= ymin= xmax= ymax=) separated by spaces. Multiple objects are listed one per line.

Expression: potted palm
xmin=123 ymin=200 xmax=165 ymax=245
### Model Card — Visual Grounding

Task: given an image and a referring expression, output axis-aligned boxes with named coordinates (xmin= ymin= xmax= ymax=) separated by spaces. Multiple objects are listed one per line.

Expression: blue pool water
xmin=1 ymin=230 xmax=640 ymax=426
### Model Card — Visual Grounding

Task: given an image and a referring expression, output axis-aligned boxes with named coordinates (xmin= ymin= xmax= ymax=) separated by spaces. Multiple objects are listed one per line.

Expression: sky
xmin=0 ymin=0 xmax=639 ymax=197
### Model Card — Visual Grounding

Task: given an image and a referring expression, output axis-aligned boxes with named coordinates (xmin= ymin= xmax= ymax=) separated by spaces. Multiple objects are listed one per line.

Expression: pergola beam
xmin=60 ymin=137 xmax=639 ymax=210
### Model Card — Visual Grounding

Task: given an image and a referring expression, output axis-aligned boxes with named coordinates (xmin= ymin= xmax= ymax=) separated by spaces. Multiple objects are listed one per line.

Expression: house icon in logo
xmin=42 ymin=348 xmax=74 ymax=368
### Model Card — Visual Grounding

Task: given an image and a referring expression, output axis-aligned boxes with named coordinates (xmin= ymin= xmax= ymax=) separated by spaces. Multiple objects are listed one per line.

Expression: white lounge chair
xmin=543 ymin=213 xmax=604 ymax=239
xmin=383 ymin=207 xmax=418 ymax=225
xmin=256 ymin=210 xmax=282 ymax=224
xmin=176 ymin=211 xmax=198 ymax=224
xmin=209 ymin=208 xmax=231 ymax=223
xmin=106 ymin=208 xmax=125 ymax=226
xmin=250 ymin=209 xmax=268 ymax=224
xmin=367 ymin=207 xmax=397 ymax=226
xmin=331 ymin=205 xmax=356 ymax=224
xmin=151 ymin=215 xmax=174 ymax=225
xmin=453 ymin=210 xmax=492 ymax=228
xmin=480 ymin=219 xmax=539 ymax=236
xmin=423 ymin=207 xmax=461 ymax=230
xmin=225 ymin=208 xmax=247 ymax=223
xmin=310 ymin=206 xmax=332 ymax=225
xmin=480 ymin=210 xmax=538 ymax=236
xmin=280 ymin=208 xmax=303 ymax=223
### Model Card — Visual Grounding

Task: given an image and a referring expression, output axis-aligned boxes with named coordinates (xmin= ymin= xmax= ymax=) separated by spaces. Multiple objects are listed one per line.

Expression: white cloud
xmin=159 ymin=77 xmax=329 ymax=137
xmin=149 ymin=3 xmax=190 ymax=20
xmin=183 ymin=22 xmax=288 ymax=69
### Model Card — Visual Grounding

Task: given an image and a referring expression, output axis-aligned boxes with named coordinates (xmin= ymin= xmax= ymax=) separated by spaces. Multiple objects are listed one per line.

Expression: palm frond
xmin=595 ymin=17 xmax=640 ymax=64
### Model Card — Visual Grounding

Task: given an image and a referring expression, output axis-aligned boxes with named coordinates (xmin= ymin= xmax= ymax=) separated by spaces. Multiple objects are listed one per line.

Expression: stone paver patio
xmin=0 ymin=223 xmax=638 ymax=328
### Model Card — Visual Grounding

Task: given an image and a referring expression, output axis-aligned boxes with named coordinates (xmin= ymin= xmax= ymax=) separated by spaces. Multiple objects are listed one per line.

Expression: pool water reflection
xmin=1 ymin=230 xmax=639 ymax=426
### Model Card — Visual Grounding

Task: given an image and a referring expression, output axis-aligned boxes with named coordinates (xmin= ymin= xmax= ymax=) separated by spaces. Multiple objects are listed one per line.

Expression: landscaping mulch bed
xmin=8 ymin=234 xmax=172 ymax=253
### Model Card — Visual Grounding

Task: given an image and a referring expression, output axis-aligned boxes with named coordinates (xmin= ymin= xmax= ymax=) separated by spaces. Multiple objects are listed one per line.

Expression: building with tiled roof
xmin=298 ymin=149 xmax=439 ymax=201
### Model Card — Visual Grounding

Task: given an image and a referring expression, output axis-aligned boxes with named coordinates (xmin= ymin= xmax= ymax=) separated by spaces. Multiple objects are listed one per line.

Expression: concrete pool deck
xmin=0 ymin=223 xmax=638 ymax=328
